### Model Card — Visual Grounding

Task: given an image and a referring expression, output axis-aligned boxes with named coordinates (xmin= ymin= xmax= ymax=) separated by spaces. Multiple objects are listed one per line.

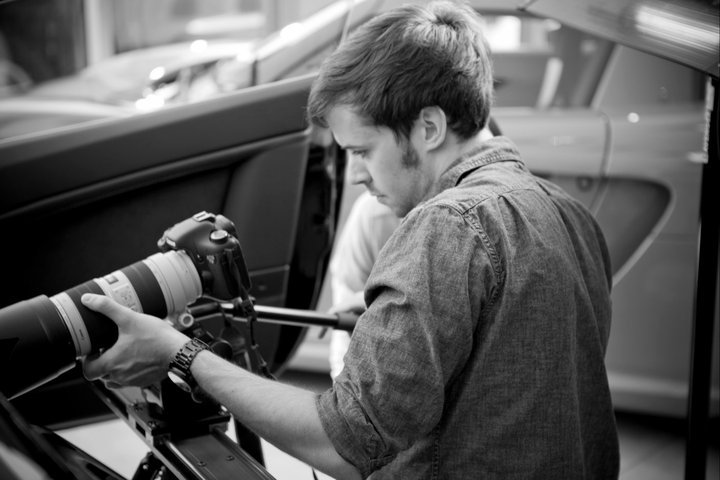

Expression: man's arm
xmin=190 ymin=350 xmax=361 ymax=480
xmin=80 ymin=293 xmax=361 ymax=480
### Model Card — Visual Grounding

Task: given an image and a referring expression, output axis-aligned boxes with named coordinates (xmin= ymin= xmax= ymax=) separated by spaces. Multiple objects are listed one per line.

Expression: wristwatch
xmin=167 ymin=338 xmax=208 ymax=398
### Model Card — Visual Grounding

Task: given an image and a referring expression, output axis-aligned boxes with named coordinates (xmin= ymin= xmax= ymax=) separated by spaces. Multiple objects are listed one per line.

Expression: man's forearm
xmin=190 ymin=350 xmax=361 ymax=480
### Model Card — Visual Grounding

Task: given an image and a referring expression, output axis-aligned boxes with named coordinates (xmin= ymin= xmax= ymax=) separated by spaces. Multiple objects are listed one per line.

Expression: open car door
xmin=0 ymin=73 xmax=342 ymax=428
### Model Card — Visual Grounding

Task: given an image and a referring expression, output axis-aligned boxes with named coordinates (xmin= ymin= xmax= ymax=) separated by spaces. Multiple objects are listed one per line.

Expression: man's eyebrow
xmin=333 ymin=139 xmax=367 ymax=150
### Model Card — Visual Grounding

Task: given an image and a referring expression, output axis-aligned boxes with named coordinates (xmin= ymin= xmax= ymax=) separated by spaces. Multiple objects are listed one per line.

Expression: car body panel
xmin=0 ymin=97 xmax=133 ymax=140
xmin=522 ymin=0 xmax=719 ymax=79
xmin=0 ymin=393 xmax=125 ymax=480
xmin=492 ymin=108 xmax=608 ymax=176
xmin=0 ymin=78 xmax=310 ymax=221
xmin=599 ymin=101 xmax=712 ymax=416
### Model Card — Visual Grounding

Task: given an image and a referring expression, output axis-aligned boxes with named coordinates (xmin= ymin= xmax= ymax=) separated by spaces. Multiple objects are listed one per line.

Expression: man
xmin=82 ymin=1 xmax=620 ymax=478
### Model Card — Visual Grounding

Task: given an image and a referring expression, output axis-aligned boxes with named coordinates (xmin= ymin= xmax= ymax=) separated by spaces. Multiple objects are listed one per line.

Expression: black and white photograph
xmin=0 ymin=1 xmax=717 ymax=479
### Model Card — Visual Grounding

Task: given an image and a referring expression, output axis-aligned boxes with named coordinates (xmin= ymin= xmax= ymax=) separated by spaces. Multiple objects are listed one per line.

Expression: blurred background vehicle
xmin=22 ymin=39 xmax=258 ymax=110
xmin=0 ymin=0 xmax=380 ymax=139
xmin=0 ymin=0 xmax=717 ymax=479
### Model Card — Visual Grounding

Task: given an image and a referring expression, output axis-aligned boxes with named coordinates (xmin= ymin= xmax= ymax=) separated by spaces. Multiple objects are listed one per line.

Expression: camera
xmin=0 ymin=211 xmax=252 ymax=399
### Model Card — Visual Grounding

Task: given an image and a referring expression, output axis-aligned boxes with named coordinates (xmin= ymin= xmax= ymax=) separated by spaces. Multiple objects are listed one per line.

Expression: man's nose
xmin=347 ymin=154 xmax=371 ymax=186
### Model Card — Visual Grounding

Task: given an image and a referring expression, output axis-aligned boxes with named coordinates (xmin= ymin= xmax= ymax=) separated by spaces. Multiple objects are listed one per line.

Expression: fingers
xmin=81 ymin=293 xmax=130 ymax=326
xmin=79 ymin=294 xmax=185 ymax=389
xmin=81 ymin=353 xmax=107 ymax=381
xmin=82 ymin=354 xmax=127 ymax=388
xmin=82 ymin=358 xmax=124 ymax=389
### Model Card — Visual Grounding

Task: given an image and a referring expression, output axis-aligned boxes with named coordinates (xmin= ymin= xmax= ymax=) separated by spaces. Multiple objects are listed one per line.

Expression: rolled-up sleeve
xmin=316 ymin=203 xmax=497 ymax=477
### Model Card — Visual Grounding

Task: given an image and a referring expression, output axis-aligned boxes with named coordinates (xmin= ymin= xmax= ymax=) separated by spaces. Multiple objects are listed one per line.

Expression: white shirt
xmin=328 ymin=191 xmax=399 ymax=378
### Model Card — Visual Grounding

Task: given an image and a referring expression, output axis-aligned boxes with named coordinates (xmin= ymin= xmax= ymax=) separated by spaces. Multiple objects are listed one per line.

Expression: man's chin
xmin=375 ymin=194 xmax=391 ymax=208
xmin=372 ymin=194 xmax=406 ymax=217
xmin=383 ymin=199 xmax=409 ymax=217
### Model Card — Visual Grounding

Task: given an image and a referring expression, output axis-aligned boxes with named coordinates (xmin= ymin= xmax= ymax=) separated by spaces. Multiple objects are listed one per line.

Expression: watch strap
xmin=168 ymin=337 xmax=208 ymax=392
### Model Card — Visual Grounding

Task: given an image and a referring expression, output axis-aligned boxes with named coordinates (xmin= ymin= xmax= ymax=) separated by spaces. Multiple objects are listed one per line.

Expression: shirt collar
xmin=424 ymin=136 xmax=522 ymax=201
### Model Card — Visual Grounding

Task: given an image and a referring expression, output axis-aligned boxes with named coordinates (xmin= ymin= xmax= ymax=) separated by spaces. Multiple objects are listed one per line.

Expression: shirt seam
xmin=427 ymin=201 xmax=504 ymax=308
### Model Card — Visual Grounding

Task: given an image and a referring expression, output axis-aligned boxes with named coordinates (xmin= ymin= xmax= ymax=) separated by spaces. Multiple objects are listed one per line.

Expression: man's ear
xmin=418 ymin=106 xmax=447 ymax=151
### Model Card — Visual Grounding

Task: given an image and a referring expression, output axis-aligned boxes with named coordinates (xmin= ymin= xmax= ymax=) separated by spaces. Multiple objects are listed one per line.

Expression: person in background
xmin=327 ymin=190 xmax=400 ymax=379
xmin=80 ymin=2 xmax=620 ymax=478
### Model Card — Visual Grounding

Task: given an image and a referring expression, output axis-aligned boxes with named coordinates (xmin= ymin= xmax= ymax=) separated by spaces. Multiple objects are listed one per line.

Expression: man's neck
xmin=430 ymin=127 xmax=494 ymax=179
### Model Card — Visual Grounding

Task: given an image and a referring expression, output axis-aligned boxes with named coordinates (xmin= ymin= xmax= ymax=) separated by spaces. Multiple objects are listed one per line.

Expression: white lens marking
xmin=50 ymin=292 xmax=92 ymax=357
xmin=50 ymin=251 xmax=201 ymax=357
xmin=95 ymin=271 xmax=143 ymax=313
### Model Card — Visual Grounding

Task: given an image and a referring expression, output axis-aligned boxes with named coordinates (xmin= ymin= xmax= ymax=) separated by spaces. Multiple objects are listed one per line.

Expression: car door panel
xmin=492 ymin=109 xmax=608 ymax=176
xmin=0 ymin=74 xmax=334 ymax=427
xmin=492 ymin=109 xmax=609 ymax=215
xmin=596 ymin=103 xmax=708 ymax=415
xmin=0 ymin=76 xmax=317 ymax=306
xmin=0 ymin=78 xmax=312 ymax=216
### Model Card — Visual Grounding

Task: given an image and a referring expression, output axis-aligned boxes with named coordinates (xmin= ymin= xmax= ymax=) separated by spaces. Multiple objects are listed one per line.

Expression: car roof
xmin=519 ymin=0 xmax=719 ymax=78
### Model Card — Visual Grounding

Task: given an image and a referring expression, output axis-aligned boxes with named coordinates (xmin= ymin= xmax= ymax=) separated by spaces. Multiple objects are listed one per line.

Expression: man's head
xmin=308 ymin=1 xmax=494 ymax=217
xmin=307 ymin=0 xmax=494 ymax=141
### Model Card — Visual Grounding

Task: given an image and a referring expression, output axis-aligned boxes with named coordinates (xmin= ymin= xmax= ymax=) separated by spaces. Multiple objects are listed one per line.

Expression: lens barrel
xmin=0 ymin=295 xmax=76 ymax=399
xmin=0 ymin=250 xmax=202 ymax=399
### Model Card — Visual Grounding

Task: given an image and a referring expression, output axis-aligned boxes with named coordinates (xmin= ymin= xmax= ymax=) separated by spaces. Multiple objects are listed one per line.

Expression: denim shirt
xmin=317 ymin=137 xmax=620 ymax=479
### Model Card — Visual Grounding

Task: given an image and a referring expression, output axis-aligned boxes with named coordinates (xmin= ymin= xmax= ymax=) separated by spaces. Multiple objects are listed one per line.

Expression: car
xmin=0 ymin=0 xmax=717 ymax=479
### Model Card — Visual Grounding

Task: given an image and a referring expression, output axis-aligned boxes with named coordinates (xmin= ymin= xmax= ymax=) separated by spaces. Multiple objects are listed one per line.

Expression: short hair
xmin=307 ymin=1 xmax=494 ymax=140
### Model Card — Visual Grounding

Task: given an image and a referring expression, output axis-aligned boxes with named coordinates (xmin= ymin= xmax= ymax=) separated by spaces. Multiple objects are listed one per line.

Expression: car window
xmin=0 ymin=0 xmax=338 ymax=141
xmin=0 ymin=0 xmax=612 ymax=142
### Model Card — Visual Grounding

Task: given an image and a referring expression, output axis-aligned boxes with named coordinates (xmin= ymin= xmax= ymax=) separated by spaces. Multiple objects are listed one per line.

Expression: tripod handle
xmin=253 ymin=305 xmax=358 ymax=332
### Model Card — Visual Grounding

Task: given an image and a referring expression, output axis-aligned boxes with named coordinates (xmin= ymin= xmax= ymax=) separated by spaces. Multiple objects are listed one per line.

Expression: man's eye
xmin=350 ymin=150 xmax=367 ymax=158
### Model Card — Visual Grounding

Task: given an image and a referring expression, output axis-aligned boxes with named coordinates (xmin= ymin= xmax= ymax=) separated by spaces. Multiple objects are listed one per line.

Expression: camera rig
xmin=100 ymin=212 xmax=356 ymax=480
xmin=0 ymin=211 xmax=356 ymax=480
xmin=95 ymin=300 xmax=353 ymax=480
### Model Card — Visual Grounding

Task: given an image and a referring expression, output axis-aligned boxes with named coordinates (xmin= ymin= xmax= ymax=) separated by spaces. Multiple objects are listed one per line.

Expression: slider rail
xmin=92 ymin=381 xmax=276 ymax=480
xmin=158 ymin=428 xmax=275 ymax=480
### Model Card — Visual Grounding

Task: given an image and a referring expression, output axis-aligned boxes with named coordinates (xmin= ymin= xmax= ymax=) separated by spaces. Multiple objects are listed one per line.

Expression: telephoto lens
xmin=0 ymin=250 xmax=202 ymax=399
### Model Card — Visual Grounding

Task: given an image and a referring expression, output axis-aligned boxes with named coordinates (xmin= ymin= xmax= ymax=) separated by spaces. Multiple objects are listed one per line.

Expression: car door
xmin=0 ymin=73 xmax=342 ymax=427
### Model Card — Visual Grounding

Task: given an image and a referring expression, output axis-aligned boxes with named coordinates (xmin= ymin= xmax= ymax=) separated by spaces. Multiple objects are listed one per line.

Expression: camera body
xmin=159 ymin=211 xmax=252 ymax=300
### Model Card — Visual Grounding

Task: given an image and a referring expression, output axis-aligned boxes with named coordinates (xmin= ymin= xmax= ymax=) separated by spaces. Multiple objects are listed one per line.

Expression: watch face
xmin=167 ymin=370 xmax=192 ymax=392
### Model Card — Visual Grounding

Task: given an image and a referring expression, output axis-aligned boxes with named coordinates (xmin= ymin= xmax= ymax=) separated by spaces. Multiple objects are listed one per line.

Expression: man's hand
xmin=80 ymin=293 xmax=188 ymax=388
xmin=80 ymin=294 xmax=362 ymax=479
